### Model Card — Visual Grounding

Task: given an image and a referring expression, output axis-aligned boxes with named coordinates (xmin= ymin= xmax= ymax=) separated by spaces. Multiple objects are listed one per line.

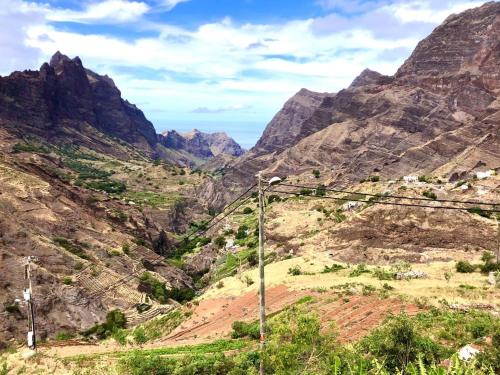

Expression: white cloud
xmin=157 ymin=0 xmax=191 ymax=11
xmin=192 ymin=104 xmax=250 ymax=113
xmin=386 ymin=1 xmax=486 ymax=24
xmin=47 ymin=0 xmax=150 ymax=24
xmin=0 ymin=0 xmax=45 ymax=75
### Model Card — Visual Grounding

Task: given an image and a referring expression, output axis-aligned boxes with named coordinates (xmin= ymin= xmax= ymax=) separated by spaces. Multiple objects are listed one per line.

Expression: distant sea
xmin=155 ymin=120 xmax=266 ymax=150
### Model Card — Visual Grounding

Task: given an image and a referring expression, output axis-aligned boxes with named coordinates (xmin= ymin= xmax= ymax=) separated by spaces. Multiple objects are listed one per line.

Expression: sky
xmin=0 ymin=0 xmax=491 ymax=148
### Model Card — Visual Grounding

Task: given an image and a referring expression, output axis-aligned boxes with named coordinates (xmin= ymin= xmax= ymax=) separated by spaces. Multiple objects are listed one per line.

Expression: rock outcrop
xmin=0 ymin=51 xmax=158 ymax=156
xmin=0 ymin=52 xmax=244 ymax=164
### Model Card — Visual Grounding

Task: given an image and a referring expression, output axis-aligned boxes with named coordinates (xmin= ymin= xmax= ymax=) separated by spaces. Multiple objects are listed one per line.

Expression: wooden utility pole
xmin=257 ymin=171 xmax=266 ymax=375
xmin=24 ymin=256 xmax=37 ymax=351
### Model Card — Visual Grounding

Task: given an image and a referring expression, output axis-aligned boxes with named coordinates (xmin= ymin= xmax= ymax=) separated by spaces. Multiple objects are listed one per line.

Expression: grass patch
xmin=52 ymin=236 xmax=90 ymax=260
xmin=122 ymin=191 xmax=181 ymax=209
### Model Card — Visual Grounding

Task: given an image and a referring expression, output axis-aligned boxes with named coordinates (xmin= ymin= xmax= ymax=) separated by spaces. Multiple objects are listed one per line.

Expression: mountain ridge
xmin=202 ymin=1 xmax=500 ymax=209
xmin=0 ymin=52 xmax=244 ymax=166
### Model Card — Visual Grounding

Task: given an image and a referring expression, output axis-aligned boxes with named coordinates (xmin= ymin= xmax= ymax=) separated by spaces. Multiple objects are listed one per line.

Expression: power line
xmin=80 ymin=185 xmax=257 ymax=301
xmin=278 ymin=183 xmax=500 ymax=207
xmin=268 ymin=188 xmax=500 ymax=213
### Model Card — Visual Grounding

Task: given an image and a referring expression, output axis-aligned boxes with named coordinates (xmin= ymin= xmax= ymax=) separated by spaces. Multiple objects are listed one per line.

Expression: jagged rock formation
xmin=188 ymin=130 xmax=245 ymax=158
xmin=0 ymin=52 xmax=244 ymax=164
xmin=203 ymin=2 xmax=500 ymax=208
xmin=0 ymin=52 xmax=158 ymax=156
xmin=157 ymin=129 xmax=244 ymax=167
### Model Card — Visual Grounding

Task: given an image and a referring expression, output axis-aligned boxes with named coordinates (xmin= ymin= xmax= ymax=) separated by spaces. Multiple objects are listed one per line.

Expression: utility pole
xmin=23 ymin=256 xmax=37 ymax=351
xmin=496 ymin=215 xmax=499 ymax=264
xmin=257 ymin=171 xmax=266 ymax=375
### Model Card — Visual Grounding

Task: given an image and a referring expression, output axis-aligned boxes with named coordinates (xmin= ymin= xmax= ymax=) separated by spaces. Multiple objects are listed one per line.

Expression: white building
xmin=403 ymin=175 xmax=418 ymax=183
xmin=476 ymin=170 xmax=494 ymax=180
xmin=343 ymin=201 xmax=362 ymax=211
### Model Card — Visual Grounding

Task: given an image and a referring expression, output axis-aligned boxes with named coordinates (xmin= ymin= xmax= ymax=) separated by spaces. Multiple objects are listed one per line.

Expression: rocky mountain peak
xmin=396 ymin=1 xmax=499 ymax=80
xmin=349 ymin=68 xmax=391 ymax=88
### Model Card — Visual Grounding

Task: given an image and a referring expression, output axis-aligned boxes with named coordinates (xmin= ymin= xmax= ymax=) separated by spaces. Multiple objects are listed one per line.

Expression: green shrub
xmin=214 ymin=236 xmax=226 ymax=248
xmin=315 ymin=184 xmax=326 ymax=197
xmin=242 ymin=207 xmax=253 ymax=214
xmin=322 ymin=263 xmax=345 ymax=273
xmin=231 ymin=321 xmax=260 ymax=340
xmin=247 ymin=250 xmax=258 ymax=266
xmin=349 ymin=264 xmax=371 ymax=277
xmin=288 ymin=265 xmax=302 ymax=276
xmin=312 ymin=170 xmax=320 ymax=178
xmin=122 ymin=243 xmax=130 ymax=255
xmin=85 ymin=180 xmax=126 ymax=194
xmin=62 ymin=277 xmax=73 ymax=285
xmin=55 ymin=331 xmax=74 ymax=341
xmin=52 ymin=236 xmax=89 ymax=260
xmin=65 ymin=160 xmax=111 ymax=180
xmin=467 ymin=207 xmax=492 ymax=219
xmin=373 ymin=267 xmax=394 ymax=280
xmin=360 ymin=313 xmax=447 ymax=372
xmin=455 ymin=261 xmax=476 ymax=273
xmin=112 ymin=329 xmax=128 ymax=345
xmin=5 ymin=303 xmax=20 ymax=314
xmin=299 ymin=189 xmax=313 ymax=196
xmin=140 ymin=273 xmax=194 ymax=304
xmin=12 ymin=142 xmax=49 ymax=154
xmin=83 ymin=310 xmax=126 ymax=339
xmin=235 ymin=225 xmax=249 ymax=240
xmin=133 ymin=326 xmax=148 ymax=344
xmin=418 ymin=175 xmax=432 ymax=183
xmin=370 ymin=175 xmax=380 ymax=182
xmin=267 ymin=195 xmax=281 ymax=204
xmin=422 ymin=190 xmax=437 ymax=200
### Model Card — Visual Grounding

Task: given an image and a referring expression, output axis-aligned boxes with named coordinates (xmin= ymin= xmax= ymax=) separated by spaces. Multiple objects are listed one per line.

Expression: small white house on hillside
xmin=403 ymin=175 xmax=418 ymax=183
xmin=476 ymin=170 xmax=494 ymax=179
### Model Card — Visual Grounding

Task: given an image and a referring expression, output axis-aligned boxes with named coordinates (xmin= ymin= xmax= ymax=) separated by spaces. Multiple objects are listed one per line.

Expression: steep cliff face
xmin=253 ymin=89 xmax=335 ymax=155
xmin=0 ymin=52 xmax=158 ymax=156
xmin=157 ymin=129 xmax=244 ymax=167
xmin=204 ymin=2 xmax=500 ymax=208
xmin=187 ymin=130 xmax=245 ymax=157
xmin=0 ymin=52 xmax=246 ymax=165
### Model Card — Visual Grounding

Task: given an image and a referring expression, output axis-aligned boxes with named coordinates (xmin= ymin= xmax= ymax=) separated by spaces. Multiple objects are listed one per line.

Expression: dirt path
xmin=44 ymin=285 xmax=420 ymax=359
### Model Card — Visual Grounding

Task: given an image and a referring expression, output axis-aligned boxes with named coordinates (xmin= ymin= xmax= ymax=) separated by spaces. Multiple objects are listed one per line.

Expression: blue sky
xmin=0 ymin=0 xmax=491 ymax=148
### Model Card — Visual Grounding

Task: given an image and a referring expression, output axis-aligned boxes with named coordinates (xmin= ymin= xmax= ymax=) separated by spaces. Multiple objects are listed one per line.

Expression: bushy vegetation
xmin=467 ymin=207 xmax=492 ymax=219
xmin=242 ymin=207 xmax=253 ymax=214
xmin=455 ymin=260 xmax=476 ymax=273
xmin=52 ymin=236 xmax=90 ymax=260
xmin=65 ymin=159 xmax=111 ymax=180
xmin=106 ymin=306 xmax=500 ymax=374
xmin=422 ymin=190 xmax=437 ymax=200
xmin=312 ymin=169 xmax=321 ymax=178
xmin=315 ymin=184 xmax=326 ymax=196
xmin=12 ymin=142 xmax=49 ymax=154
xmin=139 ymin=272 xmax=195 ymax=304
xmin=231 ymin=321 xmax=260 ymax=339
xmin=349 ymin=263 xmax=371 ymax=277
xmin=123 ymin=191 xmax=180 ymax=208
xmin=85 ymin=180 xmax=126 ymax=194
xmin=322 ymin=263 xmax=345 ymax=273
xmin=288 ymin=265 xmax=302 ymax=276
xmin=83 ymin=310 xmax=126 ymax=340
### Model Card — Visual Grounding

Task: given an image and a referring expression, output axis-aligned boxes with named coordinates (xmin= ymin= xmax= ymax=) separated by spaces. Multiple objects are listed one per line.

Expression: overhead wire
xmin=268 ymin=187 xmax=500 ymax=213
xmin=278 ymin=182 xmax=499 ymax=207
xmin=80 ymin=184 xmax=258 ymax=301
